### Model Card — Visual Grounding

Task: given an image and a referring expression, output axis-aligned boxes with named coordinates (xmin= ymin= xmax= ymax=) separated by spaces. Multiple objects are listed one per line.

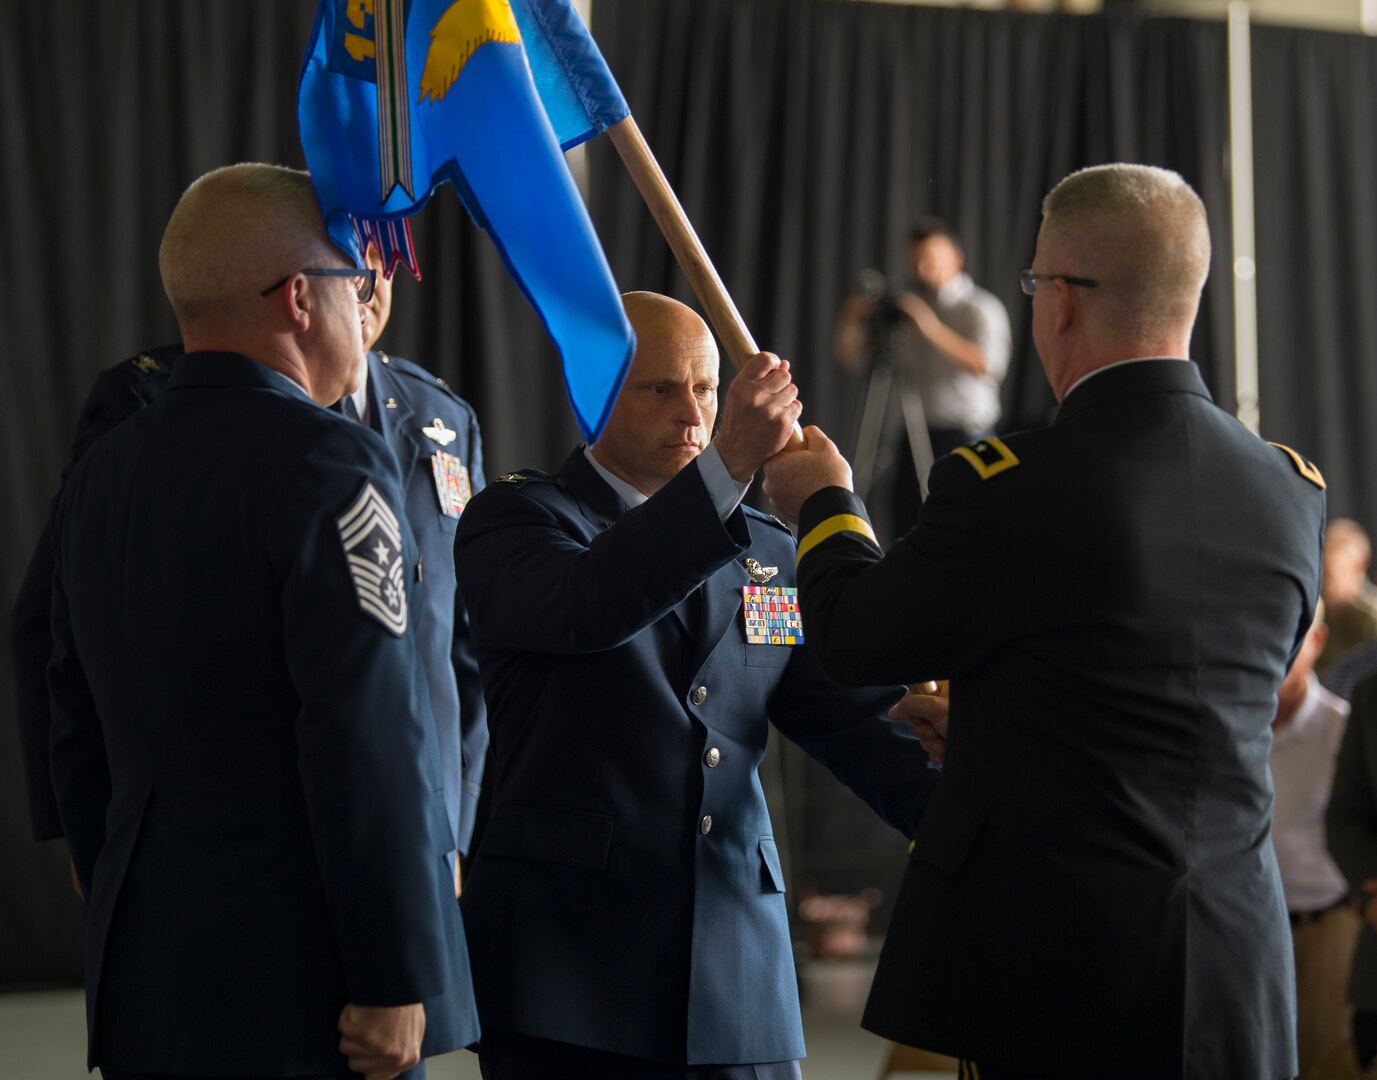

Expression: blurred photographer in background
xmin=834 ymin=218 xmax=1011 ymax=540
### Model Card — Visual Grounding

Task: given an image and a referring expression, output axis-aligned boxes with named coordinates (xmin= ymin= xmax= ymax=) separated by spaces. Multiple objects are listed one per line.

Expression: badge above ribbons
xmin=337 ymin=481 xmax=409 ymax=636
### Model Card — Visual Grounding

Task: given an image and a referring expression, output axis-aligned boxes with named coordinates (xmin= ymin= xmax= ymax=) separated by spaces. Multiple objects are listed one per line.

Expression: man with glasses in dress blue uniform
xmin=15 ymin=239 xmax=487 ymax=912
xmin=46 ymin=163 xmax=477 ymax=1080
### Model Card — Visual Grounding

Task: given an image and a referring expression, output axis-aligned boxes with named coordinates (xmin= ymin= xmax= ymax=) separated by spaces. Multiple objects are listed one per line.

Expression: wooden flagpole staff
xmin=607 ymin=116 xmax=806 ymax=451
xmin=604 ymin=85 xmax=943 ymax=691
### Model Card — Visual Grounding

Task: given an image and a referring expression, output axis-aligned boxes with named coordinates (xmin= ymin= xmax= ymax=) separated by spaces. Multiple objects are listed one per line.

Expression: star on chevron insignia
xmin=337 ymin=481 xmax=408 ymax=636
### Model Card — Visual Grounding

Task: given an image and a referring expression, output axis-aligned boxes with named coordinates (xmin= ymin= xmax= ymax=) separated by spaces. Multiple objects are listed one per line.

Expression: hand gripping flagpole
xmin=605 ymin=116 xmax=806 ymax=451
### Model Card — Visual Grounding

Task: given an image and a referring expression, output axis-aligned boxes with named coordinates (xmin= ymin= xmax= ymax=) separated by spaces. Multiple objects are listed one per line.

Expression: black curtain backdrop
xmin=588 ymin=0 xmax=1233 ymax=451
xmin=1 ymin=0 xmax=1373 ymax=985
xmin=1252 ymin=23 xmax=1377 ymax=529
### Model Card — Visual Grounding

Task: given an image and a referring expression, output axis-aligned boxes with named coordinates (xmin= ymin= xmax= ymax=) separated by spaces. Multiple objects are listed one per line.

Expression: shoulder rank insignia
xmin=421 ymin=417 xmax=457 ymax=446
xmin=742 ymin=585 xmax=804 ymax=645
xmin=431 ymin=449 xmax=472 ymax=518
xmin=744 ymin=557 xmax=779 ymax=583
xmin=132 ymin=353 xmax=162 ymax=375
xmin=1268 ymin=442 xmax=1326 ymax=489
xmin=952 ymin=437 xmax=1020 ymax=480
xmin=495 ymin=472 xmax=527 ymax=484
xmin=337 ymin=481 xmax=408 ymax=637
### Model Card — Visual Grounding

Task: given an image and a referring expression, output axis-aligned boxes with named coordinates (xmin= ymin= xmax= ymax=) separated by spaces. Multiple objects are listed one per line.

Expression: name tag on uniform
xmin=430 ymin=450 xmax=472 ymax=519
xmin=742 ymin=585 xmax=804 ymax=646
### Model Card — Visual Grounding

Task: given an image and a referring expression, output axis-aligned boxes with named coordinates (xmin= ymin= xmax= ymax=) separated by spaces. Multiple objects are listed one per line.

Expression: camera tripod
xmin=850 ymin=325 xmax=936 ymax=508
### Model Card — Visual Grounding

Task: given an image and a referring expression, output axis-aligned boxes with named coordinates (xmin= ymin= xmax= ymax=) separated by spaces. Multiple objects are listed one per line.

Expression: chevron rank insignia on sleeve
xmin=1267 ymin=442 xmax=1326 ymax=490
xmin=951 ymin=436 xmax=1020 ymax=480
xmin=337 ymin=481 xmax=408 ymax=636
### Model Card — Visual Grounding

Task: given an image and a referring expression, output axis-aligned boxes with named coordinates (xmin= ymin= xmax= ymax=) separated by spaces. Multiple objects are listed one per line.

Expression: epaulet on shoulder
xmin=129 ymin=353 xmax=163 ymax=376
xmin=949 ymin=436 xmax=1020 ymax=480
xmin=1268 ymin=441 xmax=1326 ymax=490
xmin=376 ymin=351 xmax=469 ymax=407
xmin=126 ymin=344 xmax=181 ymax=378
xmin=492 ymin=469 xmax=556 ymax=489
xmin=744 ymin=506 xmax=793 ymax=533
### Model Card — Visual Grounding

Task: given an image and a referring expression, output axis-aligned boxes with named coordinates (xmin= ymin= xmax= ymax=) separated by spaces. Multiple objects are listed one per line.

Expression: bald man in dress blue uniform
xmin=47 ymin=163 xmax=477 ymax=1080
xmin=765 ymin=164 xmax=1325 ymax=1080
xmin=454 ymin=292 xmax=939 ymax=1080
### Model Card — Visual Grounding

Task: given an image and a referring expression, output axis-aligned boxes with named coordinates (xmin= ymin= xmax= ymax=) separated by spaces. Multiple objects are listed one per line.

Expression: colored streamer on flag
xmin=298 ymin=0 xmax=634 ymax=441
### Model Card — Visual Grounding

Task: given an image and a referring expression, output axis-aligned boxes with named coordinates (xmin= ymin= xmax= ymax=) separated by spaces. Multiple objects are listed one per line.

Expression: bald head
xmin=591 ymin=292 xmax=720 ymax=496
xmin=1040 ymin=164 xmax=1210 ymax=345
xmin=621 ymin=291 xmax=714 ymax=351
xmin=159 ymin=163 xmax=344 ymax=336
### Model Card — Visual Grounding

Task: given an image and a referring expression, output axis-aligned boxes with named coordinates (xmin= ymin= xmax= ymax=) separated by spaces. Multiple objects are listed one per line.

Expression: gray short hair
xmin=1041 ymin=164 xmax=1210 ymax=342
xmin=159 ymin=163 xmax=341 ymax=329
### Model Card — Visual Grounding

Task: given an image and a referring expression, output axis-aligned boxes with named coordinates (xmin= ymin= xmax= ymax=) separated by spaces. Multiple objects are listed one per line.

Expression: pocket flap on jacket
xmin=759 ymin=837 xmax=786 ymax=893
xmin=908 ymin=781 xmax=989 ymax=877
xmin=480 ymin=802 xmax=614 ymax=870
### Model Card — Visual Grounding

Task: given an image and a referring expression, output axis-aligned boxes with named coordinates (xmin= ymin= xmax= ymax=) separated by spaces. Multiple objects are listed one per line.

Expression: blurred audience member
xmin=1271 ymin=602 xmax=1359 ymax=1077
xmin=1319 ymin=519 xmax=1377 ymax=676
xmin=1325 ymin=670 xmax=1377 ymax=1075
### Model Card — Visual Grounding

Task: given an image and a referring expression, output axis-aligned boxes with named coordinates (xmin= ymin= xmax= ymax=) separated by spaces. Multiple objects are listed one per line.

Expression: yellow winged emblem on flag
xmin=418 ymin=0 xmax=523 ymax=105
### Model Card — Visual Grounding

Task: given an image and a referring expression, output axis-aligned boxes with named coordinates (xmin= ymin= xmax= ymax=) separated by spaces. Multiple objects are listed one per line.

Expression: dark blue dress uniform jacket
xmin=453 ymin=447 xmax=937 ymax=1066
xmin=15 ymin=347 xmax=488 ymax=857
xmin=47 ymin=353 xmax=479 ymax=1075
xmin=13 ymin=344 xmax=178 ymax=840
xmin=793 ymin=360 xmax=1325 ymax=1080
xmin=364 ymin=350 xmax=488 ymax=856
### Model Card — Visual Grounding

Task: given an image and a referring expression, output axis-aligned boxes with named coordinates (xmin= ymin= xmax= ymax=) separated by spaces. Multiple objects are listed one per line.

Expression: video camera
xmin=857 ymin=268 xmax=906 ymax=333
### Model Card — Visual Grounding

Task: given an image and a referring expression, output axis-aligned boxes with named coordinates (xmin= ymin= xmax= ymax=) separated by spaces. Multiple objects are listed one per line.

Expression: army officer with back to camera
xmin=764 ymin=164 xmax=1325 ymax=1080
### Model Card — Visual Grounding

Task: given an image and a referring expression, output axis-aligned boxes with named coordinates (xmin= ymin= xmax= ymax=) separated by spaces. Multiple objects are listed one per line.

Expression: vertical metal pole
xmin=1228 ymin=1 xmax=1261 ymax=434
xmin=565 ymin=0 xmax=594 ymax=198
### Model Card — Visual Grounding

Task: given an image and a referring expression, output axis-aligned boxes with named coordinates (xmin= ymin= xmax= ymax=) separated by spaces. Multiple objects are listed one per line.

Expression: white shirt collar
xmin=584 ymin=445 xmax=648 ymax=508
xmin=348 ymin=352 xmax=371 ymax=425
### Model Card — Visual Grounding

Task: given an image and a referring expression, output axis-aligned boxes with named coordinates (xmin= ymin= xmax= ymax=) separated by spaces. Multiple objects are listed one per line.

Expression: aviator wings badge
xmin=744 ymin=557 xmax=779 ymax=584
xmin=421 ymin=417 xmax=457 ymax=446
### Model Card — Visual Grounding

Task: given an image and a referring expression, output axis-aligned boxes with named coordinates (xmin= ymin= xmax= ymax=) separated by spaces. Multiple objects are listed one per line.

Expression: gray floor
xmin=0 ymin=958 xmax=954 ymax=1079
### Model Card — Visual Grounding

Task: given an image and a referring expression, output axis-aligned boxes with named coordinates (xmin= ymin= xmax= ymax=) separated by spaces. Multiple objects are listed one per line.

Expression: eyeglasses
xmin=259 ymin=267 xmax=377 ymax=303
xmin=1019 ymin=270 xmax=1099 ymax=297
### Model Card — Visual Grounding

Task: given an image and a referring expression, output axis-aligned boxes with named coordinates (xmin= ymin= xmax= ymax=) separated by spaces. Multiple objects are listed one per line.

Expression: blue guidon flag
xmin=298 ymin=0 xmax=635 ymax=441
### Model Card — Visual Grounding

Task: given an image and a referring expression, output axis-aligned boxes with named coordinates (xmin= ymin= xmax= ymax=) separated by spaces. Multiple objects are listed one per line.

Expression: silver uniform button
xmin=700 ymin=815 xmax=713 ymax=835
xmin=704 ymin=747 xmax=721 ymax=767
xmin=691 ymin=686 xmax=708 ymax=705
